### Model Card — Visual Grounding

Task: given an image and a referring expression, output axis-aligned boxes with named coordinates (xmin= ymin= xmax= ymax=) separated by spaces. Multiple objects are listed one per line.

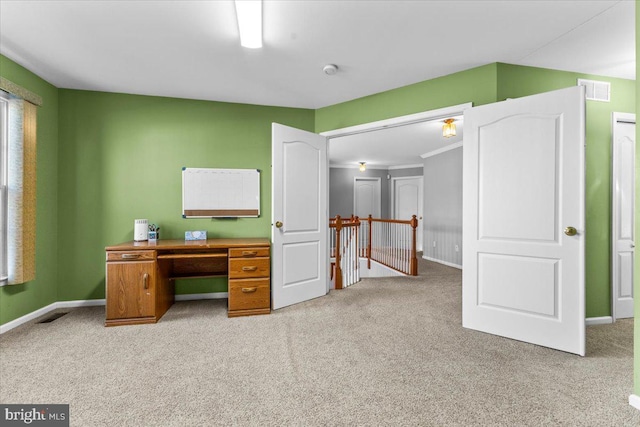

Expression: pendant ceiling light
xmin=442 ymin=118 xmax=457 ymax=138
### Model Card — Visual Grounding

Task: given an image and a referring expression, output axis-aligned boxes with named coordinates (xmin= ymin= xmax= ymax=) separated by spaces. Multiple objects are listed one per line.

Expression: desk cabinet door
xmin=106 ymin=261 xmax=155 ymax=320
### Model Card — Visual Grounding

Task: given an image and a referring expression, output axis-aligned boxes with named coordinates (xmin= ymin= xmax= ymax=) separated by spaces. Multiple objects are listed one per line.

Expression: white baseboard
xmin=585 ymin=316 xmax=613 ymax=326
xmin=629 ymin=395 xmax=640 ymax=411
xmin=56 ymin=299 xmax=105 ymax=308
xmin=0 ymin=299 xmax=105 ymax=335
xmin=422 ymin=255 xmax=462 ymax=270
xmin=0 ymin=292 xmax=230 ymax=335
xmin=175 ymin=292 xmax=228 ymax=301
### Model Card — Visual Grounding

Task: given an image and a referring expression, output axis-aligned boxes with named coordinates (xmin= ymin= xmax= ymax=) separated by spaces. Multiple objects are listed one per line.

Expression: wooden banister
xmin=330 ymin=213 xmax=417 ymax=288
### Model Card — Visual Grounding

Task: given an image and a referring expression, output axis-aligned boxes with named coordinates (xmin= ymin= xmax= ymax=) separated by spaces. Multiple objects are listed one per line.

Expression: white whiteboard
xmin=182 ymin=168 xmax=260 ymax=218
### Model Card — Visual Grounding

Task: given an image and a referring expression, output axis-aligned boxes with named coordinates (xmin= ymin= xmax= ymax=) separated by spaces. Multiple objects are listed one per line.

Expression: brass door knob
xmin=275 ymin=221 xmax=283 ymax=228
xmin=564 ymin=226 xmax=577 ymax=236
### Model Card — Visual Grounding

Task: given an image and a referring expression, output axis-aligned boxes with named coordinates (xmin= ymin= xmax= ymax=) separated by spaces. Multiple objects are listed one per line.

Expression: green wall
xmin=0 ymin=55 xmax=59 ymax=325
xmin=496 ymin=63 xmax=635 ymax=318
xmin=317 ymin=62 xmax=635 ymax=319
xmin=0 ymin=52 xmax=635 ymax=326
xmin=315 ymin=63 xmax=499 ymax=133
xmin=57 ymin=90 xmax=314 ymax=299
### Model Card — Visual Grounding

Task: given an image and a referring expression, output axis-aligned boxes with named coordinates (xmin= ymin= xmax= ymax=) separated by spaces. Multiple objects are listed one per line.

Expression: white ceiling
xmin=0 ymin=0 xmax=635 ymax=167
xmin=328 ymin=114 xmax=464 ymax=169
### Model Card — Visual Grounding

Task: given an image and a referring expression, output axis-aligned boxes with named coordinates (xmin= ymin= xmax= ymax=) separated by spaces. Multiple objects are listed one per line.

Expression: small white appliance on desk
xmin=134 ymin=219 xmax=148 ymax=241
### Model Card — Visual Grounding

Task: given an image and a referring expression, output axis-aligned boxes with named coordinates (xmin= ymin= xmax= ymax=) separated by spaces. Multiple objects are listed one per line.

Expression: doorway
xmin=611 ymin=112 xmax=636 ymax=320
xmin=322 ymin=102 xmax=472 ymax=260
xmin=354 ymin=177 xmax=381 ymax=218
xmin=391 ymin=176 xmax=423 ymax=251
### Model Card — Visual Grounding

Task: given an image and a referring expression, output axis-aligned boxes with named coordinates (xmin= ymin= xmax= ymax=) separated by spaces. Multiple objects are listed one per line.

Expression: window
xmin=0 ymin=91 xmax=8 ymax=283
xmin=0 ymin=78 xmax=40 ymax=285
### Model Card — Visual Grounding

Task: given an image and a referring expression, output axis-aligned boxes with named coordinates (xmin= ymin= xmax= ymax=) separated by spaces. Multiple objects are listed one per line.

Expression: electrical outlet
xmin=455 ymin=245 xmax=459 ymax=252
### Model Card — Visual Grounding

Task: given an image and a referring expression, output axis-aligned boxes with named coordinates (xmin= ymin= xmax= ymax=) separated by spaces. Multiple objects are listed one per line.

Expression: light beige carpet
xmin=1 ymin=259 xmax=639 ymax=426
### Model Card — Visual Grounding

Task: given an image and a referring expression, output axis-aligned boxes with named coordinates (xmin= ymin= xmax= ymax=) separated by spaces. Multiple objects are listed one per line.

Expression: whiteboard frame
xmin=182 ymin=167 xmax=261 ymax=218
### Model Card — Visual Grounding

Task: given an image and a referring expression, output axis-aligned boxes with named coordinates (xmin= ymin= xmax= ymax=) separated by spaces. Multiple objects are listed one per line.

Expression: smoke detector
xmin=323 ymin=64 xmax=339 ymax=75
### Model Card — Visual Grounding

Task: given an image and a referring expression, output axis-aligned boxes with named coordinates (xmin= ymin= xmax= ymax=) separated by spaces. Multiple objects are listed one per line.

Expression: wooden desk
xmin=105 ymin=238 xmax=271 ymax=326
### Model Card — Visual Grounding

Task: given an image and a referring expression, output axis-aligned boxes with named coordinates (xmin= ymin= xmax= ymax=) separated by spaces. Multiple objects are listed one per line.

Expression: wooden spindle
xmin=367 ymin=215 xmax=373 ymax=270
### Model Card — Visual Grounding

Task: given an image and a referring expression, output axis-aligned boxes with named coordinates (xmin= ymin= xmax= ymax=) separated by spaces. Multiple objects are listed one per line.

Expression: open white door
xmin=272 ymin=123 xmax=328 ymax=310
xmin=462 ymin=86 xmax=586 ymax=356
xmin=612 ymin=113 xmax=636 ymax=320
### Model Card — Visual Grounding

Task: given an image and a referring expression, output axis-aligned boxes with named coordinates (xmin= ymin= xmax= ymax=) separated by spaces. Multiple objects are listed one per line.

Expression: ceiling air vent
xmin=577 ymin=79 xmax=610 ymax=102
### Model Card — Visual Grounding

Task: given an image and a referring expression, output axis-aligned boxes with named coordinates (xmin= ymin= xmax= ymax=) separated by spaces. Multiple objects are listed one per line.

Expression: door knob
xmin=275 ymin=221 xmax=283 ymax=228
xmin=564 ymin=226 xmax=577 ymax=236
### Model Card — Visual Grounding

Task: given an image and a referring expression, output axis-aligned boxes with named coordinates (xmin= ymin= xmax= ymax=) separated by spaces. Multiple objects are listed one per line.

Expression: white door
xmin=354 ymin=177 xmax=381 ymax=218
xmin=393 ymin=176 xmax=423 ymax=251
xmin=272 ymin=123 xmax=328 ymax=310
xmin=612 ymin=113 xmax=636 ymax=320
xmin=462 ymin=86 xmax=586 ymax=356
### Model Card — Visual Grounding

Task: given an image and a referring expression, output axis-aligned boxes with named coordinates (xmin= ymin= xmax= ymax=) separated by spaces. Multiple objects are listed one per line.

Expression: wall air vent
xmin=577 ymin=79 xmax=610 ymax=102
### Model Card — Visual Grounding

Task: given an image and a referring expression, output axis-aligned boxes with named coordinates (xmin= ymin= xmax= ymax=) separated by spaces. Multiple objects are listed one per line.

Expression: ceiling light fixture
xmin=323 ymin=64 xmax=339 ymax=75
xmin=359 ymin=162 xmax=366 ymax=172
xmin=235 ymin=0 xmax=262 ymax=49
xmin=442 ymin=118 xmax=456 ymax=138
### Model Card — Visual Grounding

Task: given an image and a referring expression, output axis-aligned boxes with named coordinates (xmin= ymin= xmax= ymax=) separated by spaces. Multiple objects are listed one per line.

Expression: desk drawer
xmin=228 ymin=278 xmax=270 ymax=311
xmin=107 ymin=250 xmax=156 ymax=262
xmin=229 ymin=257 xmax=270 ymax=278
xmin=229 ymin=247 xmax=270 ymax=258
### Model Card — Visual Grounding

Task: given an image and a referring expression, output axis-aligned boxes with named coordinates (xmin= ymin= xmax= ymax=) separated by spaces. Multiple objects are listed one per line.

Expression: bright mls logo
xmin=0 ymin=405 xmax=68 ymax=426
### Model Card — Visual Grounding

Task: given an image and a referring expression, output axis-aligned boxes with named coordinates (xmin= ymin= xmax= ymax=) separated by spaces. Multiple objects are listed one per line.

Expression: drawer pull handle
xmin=242 ymin=251 xmax=258 ymax=257
xmin=122 ymin=254 xmax=140 ymax=259
xmin=242 ymin=266 xmax=258 ymax=272
xmin=143 ymin=273 xmax=149 ymax=290
xmin=241 ymin=287 xmax=258 ymax=293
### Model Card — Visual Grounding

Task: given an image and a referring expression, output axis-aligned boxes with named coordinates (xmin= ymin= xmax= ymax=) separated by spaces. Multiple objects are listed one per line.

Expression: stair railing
xmin=329 ymin=215 xmax=361 ymax=289
xmin=366 ymin=215 xmax=419 ymax=276
xmin=329 ymin=214 xmax=419 ymax=288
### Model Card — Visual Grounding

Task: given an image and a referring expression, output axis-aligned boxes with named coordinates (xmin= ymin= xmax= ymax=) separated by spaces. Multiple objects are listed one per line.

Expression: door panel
xmin=463 ymin=86 xmax=585 ymax=356
xmin=283 ymin=241 xmax=320 ymax=285
xmin=284 ymin=142 xmax=319 ymax=232
xmin=478 ymin=115 xmax=558 ymax=241
xmin=478 ymin=254 xmax=558 ymax=317
xmin=272 ymin=123 xmax=328 ymax=310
